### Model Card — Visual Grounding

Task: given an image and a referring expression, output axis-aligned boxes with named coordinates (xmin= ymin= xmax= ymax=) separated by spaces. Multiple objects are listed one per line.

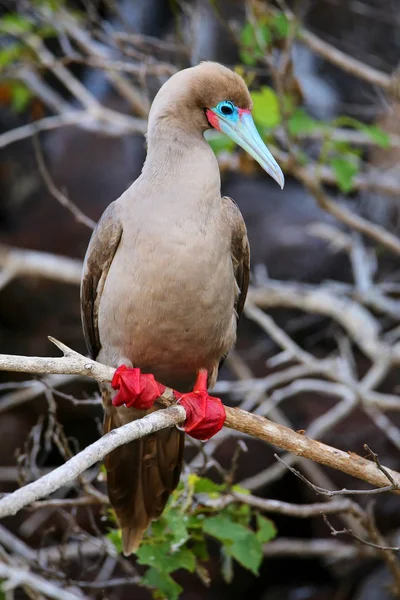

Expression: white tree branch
xmin=0 ymin=405 xmax=185 ymax=518
xmin=0 ymin=563 xmax=87 ymax=600
xmin=0 ymin=340 xmax=400 ymax=519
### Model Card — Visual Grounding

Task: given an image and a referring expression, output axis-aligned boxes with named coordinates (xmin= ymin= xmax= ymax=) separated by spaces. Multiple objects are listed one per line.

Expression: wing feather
xmin=80 ymin=201 xmax=123 ymax=359
xmin=222 ymin=196 xmax=250 ymax=320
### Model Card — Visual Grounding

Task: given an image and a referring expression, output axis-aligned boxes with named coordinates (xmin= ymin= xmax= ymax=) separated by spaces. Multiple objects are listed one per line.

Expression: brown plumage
xmin=81 ymin=62 xmax=251 ymax=554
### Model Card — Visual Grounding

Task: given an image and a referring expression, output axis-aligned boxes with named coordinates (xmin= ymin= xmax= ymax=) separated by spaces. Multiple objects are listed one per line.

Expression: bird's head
xmin=148 ymin=62 xmax=284 ymax=189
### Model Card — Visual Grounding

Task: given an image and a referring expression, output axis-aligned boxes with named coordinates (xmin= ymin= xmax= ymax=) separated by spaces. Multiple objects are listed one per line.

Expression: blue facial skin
xmin=208 ymin=100 xmax=285 ymax=189
xmin=214 ymin=100 xmax=239 ymax=122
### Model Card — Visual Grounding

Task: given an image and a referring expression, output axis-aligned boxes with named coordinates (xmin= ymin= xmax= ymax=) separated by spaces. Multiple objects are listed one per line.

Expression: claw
xmin=111 ymin=365 xmax=165 ymax=410
xmin=176 ymin=370 xmax=226 ymax=441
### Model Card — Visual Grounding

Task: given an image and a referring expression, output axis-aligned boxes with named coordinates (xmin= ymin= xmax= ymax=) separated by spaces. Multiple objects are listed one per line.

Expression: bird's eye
xmin=218 ymin=101 xmax=235 ymax=116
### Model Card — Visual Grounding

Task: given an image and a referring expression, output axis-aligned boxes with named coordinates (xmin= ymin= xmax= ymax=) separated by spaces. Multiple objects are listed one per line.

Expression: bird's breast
xmin=97 ymin=220 xmax=237 ymax=389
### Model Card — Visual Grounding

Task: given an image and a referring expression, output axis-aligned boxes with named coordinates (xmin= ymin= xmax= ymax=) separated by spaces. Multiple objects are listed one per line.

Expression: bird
xmin=80 ymin=61 xmax=284 ymax=556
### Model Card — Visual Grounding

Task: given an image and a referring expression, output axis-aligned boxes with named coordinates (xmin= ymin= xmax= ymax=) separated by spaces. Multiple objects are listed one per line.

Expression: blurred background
xmin=1 ymin=0 xmax=400 ymax=599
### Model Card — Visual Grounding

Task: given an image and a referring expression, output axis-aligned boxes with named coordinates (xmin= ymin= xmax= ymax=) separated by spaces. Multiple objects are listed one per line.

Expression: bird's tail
xmin=103 ymin=407 xmax=184 ymax=556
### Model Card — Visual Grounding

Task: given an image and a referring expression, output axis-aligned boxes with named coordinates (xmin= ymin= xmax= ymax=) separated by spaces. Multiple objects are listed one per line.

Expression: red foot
xmin=111 ymin=365 xmax=165 ymax=410
xmin=176 ymin=370 xmax=226 ymax=441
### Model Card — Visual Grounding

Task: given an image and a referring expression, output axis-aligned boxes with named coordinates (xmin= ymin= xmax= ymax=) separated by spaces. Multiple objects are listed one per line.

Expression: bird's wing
xmin=80 ymin=200 xmax=183 ymax=556
xmin=222 ymin=196 xmax=250 ymax=320
xmin=80 ymin=200 xmax=123 ymax=359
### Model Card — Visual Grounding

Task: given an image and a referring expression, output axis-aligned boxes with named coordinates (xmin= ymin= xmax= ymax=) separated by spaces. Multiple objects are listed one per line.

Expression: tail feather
xmin=122 ymin=526 xmax=147 ymax=556
xmin=104 ymin=409 xmax=184 ymax=555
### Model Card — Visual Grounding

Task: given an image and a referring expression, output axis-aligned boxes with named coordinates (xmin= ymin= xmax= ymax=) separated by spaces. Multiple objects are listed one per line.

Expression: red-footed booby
xmin=81 ymin=61 xmax=284 ymax=555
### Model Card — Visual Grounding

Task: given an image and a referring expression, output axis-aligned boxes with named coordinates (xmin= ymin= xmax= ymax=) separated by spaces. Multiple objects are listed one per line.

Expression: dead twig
xmin=274 ymin=454 xmax=397 ymax=496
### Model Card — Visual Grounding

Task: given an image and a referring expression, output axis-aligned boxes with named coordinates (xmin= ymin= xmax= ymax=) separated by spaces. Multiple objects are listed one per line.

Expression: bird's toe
xmin=177 ymin=390 xmax=226 ymax=440
xmin=111 ymin=365 xmax=165 ymax=409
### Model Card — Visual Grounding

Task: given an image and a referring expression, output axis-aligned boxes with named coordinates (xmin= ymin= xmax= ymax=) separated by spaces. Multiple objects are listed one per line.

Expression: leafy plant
xmin=9 ymin=82 xmax=33 ymax=112
xmin=107 ymin=474 xmax=277 ymax=600
xmin=0 ymin=13 xmax=34 ymax=34
xmin=288 ymin=108 xmax=320 ymax=136
xmin=333 ymin=115 xmax=390 ymax=148
xmin=239 ymin=13 xmax=290 ymax=66
xmin=206 ymin=131 xmax=235 ymax=155
xmin=251 ymin=86 xmax=281 ymax=129
xmin=0 ymin=43 xmax=24 ymax=69
xmin=239 ymin=21 xmax=272 ymax=66
xmin=330 ymin=155 xmax=359 ymax=193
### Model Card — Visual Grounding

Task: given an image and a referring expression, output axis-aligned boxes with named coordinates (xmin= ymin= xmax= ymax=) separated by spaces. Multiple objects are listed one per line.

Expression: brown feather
xmin=222 ymin=196 xmax=250 ymax=320
xmin=80 ymin=200 xmax=122 ymax=359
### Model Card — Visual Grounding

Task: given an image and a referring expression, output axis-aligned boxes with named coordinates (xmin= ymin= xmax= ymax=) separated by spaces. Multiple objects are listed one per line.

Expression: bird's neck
xmin=141 ymin=121 xmax=221 ymax=211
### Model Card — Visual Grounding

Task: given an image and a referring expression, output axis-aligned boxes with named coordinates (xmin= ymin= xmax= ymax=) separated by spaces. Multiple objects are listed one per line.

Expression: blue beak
xmin=210 ymin=109 xmax=285 ymax=189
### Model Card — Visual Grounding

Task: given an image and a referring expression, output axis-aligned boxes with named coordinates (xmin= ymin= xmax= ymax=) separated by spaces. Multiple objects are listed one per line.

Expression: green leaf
xmin=361 ymin=124 xmax=390 ymax=148
xmin=38 ymin=24 xmax=57 ymax=38
xmin=203 ymin=514 xmax=249 ymax=543
xmin=137 ymin=542 xmax=196 ymax=574
xmin=203 ymin=514 xmax=263 ymax=574
xmin=172 ymin=547 xmax=196 ymax=572
xmin=150 ymin=517 xmax=166 ymax=537
xmin=270 ymin=13 xmax=290 ymax=38
xmin=256 ymin=515 xmax=277 ymax=543
xmin=192 ymin=539 xmax=209 ymax=561
xmin=106 ymin=528 xmax=122 ymax=553
xmin=206 ymin=132 xmax=235 ymax=155
xmin=32 ymin=0 xmax=65 ymax=10
xmin=330 ymin=157 xmax=359 ymax=193
xmin=10 ymin=82 xmax=32 ymax=112
xmin=194 ymin=477 xmax=225 ymax=494
xmin=223 ymin=502 xmax=251 ymax=528
xmin=186 ymin=513 xmax=206 ymax=530
xmin=228 ymin=534 xmax=263 ymax=575
xmin=142 ymin=567 xmax=183 ymax=600
xmin=239 ymin=21 xmax=271 ymax=66
xmin=251 ymin=86 xmax=281 ymax=128
xmin=0 ymin=44 xmax=23 ymax=69
xmin=166 ymin=511 xmax=189 ymax=547
xmin=0 ymin=581 xmax=6 ymax=600
xmin=231 ymin=484 xmax=250 ymax=495
xmin=288 ymin=108 xmax=319 ymax=135
xmin=332 ymin=140 xmax=361 ymax=157
xmin=0 ymin=13 xmax=33 ymax=34
xmin=332 ymin=115 xmax=390 ymax=148
xmin=106 ymin=507 xmax=118 ymax=525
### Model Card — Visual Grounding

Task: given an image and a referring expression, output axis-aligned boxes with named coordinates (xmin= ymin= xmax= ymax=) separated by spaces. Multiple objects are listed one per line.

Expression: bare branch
xmin=0 ymin=563 xmax=87 ymax=600
xmin=0 ymin=343 xmax=400 ymax=518
xmin=231 ymin=492 xmax=361 ymax=518
xmin=0 ymin=110 xmax=146 ymax=150
xmin=0 ymin=405 xmax=186 ymax=518
xmin=0 ymin=374 xmax=81 ymax=415
xmin=0 ymin=245 xmax=82 ymax=286
xmin=247 ymin=282 xmax=394 ymax=362
xmin=322 ymin=513 xmax=400 ymax=552
xmin=32 ymin=136 xmax=96 ymax=230
xmin=297 ymin=26 xmax=396 ymax=96
xmin=274 ymin=454 xmax=396 ymax=496
xmin=262 ymin=538 xmax=371 ymax=559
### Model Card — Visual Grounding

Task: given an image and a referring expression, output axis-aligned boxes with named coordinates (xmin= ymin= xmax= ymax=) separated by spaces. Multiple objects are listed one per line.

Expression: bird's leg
xmin=111 ymin=365 xmax=166 ymax=410
xmin=111 ymin=367 xmax=226 ymax=440
xmin=176 ymin=369 xmax=226 ymax=441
